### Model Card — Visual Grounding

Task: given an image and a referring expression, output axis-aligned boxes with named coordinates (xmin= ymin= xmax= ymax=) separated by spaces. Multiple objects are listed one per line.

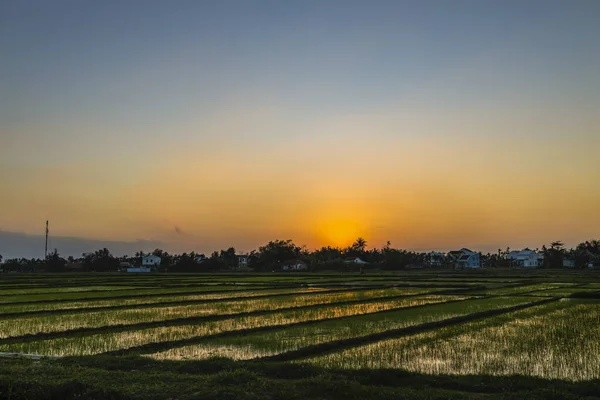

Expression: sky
xmin=1 ymin=0 xmax=599 ymax=258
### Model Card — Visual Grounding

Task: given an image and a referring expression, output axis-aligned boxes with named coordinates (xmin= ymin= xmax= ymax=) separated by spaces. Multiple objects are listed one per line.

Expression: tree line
xmin=1 ymin=238 xmax=599 ymax=273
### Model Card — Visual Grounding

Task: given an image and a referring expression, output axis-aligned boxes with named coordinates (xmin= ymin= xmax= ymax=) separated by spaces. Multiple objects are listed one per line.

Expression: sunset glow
xmin=1 ymin=1 xmax=600 ymax=257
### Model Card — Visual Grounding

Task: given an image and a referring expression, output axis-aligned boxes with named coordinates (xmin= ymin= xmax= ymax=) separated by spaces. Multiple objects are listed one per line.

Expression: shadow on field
xmin=0 ymin=355 xmax=599 ymax=400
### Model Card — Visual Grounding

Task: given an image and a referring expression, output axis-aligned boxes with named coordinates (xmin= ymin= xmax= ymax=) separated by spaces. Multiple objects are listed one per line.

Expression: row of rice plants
xmin=411 ymin=277 xmax=520 ymax=283
xmin=0 ymin=272 xmax=546 ymax=286
xmin=527 ymin=287 xmax=600 ymax=297
xmin=304 ymin=299 xmax=600 ymax=381
xmin=0 ymin=285 xmax=270 ymax=304
xmin=0 ymin=288 xmax=436 ymax=338
xmin=469 ymin=283 xmax=575 ymax=296
xmin=0 ymin=285 xmax=157 ymax=296
xmin=0 ymin=274 xmax=320 ymax=288
xmin=145 ymin=296 xmax=536 ymax=361
xmin=155 ymin=275 xmax=488 ymax=287
xmin=0 ymin=276 xmax=158 ymax=285
xmin=182 ymin=275 xmax=386 ymax=282
xmin=150 ymin=276 xmax=351 ymax=285
xmin=0 ymin=287 xmax=332 ymax=315
xmin=0 ymin=295 xmax=458 ymax=356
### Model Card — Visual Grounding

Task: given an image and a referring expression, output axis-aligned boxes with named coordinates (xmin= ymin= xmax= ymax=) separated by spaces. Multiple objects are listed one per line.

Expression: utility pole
xmin=45 ymin=220 xmax=49 ymax=260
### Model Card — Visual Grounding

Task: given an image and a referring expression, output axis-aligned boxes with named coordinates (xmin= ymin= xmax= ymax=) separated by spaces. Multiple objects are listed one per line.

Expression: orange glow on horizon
xmin=315 ymin=218 xmax=365 ymax=248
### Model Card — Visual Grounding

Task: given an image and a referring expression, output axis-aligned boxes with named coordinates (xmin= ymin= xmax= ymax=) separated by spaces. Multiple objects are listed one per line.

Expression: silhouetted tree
xmin=46 ymin=248 xmax=66 ymax=272
xmin=542 ymin=241 xmax=565 ymax=268
xmin=151 ymin=249 xmax=172 ymax=271
xmin=573 ymin=239 xmax=600 ymax=268
xmin=311 ymin=246 xmax=343 ymax=263
xmin=351 ymin=237 xmax=367 ymax=252
xmin=251 ymin=240 xmax=304 ymax=270
xmin=219 ymin=247 xmax=237 ymax=268
xmin=381 ymin=248 xmax=419 ymax=269
xmin=171 ymin=252 xmax=200 ymax=272
xmin=82 ymin=248 xmax=119 ymax=272
xmin=343 ymin=237 xmax=369 ymax=259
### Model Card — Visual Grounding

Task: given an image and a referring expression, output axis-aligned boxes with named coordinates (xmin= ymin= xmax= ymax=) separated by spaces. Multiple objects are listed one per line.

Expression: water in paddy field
xmin=0 ymin=273 xmax=598 ymax=382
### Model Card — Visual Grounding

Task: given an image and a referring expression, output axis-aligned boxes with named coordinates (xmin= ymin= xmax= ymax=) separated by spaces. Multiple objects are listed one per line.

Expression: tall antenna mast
xmin=45 ymin=220 xmax=49 ymax=260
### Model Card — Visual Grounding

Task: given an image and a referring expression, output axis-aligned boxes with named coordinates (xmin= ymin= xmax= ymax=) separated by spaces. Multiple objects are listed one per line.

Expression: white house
xmin=281 ymin=259 xmax=308 ymax=271
xmin=507 ymin=249 xmax=541 ymax=268
xmin=448 ymin=248 xmax=480 ymax=268
xmin=142 ymin=255 xmax=161 ymax=267
xmin=344 ymin=257 xmax=368 ymax=264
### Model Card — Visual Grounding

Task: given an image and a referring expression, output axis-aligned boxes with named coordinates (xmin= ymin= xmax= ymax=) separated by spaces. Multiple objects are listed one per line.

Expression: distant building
xmin=118 ymin=262 xmax=133 ymax=272
xmin=507 ymin=249 xmax=541 ymax=268
xmin=425 ymin=251 xmax=446 ymax=267
xmin=563 ymin=258 xmax=576 ymax=268
xmin=237 ymin=255 xmax=249 ymax=269
xmin=584 ymin=251 xmax=600 ymax=269
xmin=448 ymin=248 xmax=480 ymax=268
xmin=195 ymin=254 xmax=206 ymax=263
xmin=281 ymin=259 xmax=308 ymax=271
xmin=142 ymin=255 xmax=161 ymax=267
xmin=588 ymin=261 xmax=600 ymax=269
xmin=344 ymin=257 xmax=368 ymax=265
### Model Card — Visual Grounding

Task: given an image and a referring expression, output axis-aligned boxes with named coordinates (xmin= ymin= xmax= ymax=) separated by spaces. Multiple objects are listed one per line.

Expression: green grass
xmin=1 ymin=356 xmax=599 ymax=400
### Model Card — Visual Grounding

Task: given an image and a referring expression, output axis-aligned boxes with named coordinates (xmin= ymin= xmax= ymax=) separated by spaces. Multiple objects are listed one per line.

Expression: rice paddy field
xmin=0 ymin=270 xmax=599 ymax=400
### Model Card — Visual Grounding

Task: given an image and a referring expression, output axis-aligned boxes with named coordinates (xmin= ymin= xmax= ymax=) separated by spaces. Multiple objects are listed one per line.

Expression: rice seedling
xmin=0 ymin=295 xmax=456 ymax=356
xmin=468 ymin=283 xmax=568 ymax=296
xmin=0 ymin=286 xmax=150 ymax=296
xmin=146 ymin=296 xmax=533 ymax=361
xmin=0 ymin=287 xmax=330 ymax=315
xmin=0 ymin=285 xmax=269 ymax=304
xmin=526 ymin=287 xmax=600 ymax=297
xmin=305 ymin=299 xmax=600 ymax=381
xmin=0 ymin=288 xmax=436 ymax=338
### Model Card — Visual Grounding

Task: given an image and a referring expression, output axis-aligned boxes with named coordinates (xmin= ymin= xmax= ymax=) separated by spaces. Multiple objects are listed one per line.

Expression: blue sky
xmin=1 ymin=1 xmax=599 ymax=257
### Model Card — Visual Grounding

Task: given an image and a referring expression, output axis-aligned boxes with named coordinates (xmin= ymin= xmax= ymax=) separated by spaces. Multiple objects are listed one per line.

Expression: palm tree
xmin=352 ymin=237 xmax=367 ymax=252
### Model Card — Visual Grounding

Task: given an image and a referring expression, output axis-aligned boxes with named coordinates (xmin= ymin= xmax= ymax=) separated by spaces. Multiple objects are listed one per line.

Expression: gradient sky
xmin=1 ymin=0 xmax=599 ymax=257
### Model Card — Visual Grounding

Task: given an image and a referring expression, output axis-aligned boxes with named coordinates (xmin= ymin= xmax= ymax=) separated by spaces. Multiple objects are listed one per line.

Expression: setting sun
xmin=316 ymin=218 xmax=366 ymax=248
